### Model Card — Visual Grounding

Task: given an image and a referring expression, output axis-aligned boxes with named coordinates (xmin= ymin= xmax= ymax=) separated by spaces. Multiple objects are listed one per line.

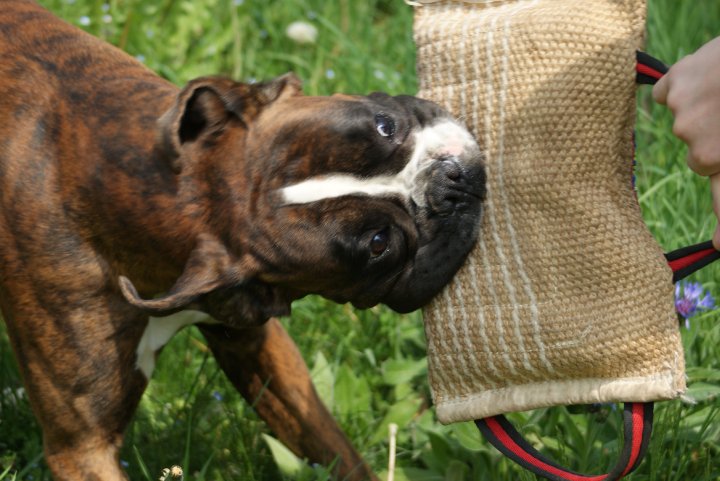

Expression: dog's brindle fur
xmin=0 ymin=2 xmax=485 ymax=480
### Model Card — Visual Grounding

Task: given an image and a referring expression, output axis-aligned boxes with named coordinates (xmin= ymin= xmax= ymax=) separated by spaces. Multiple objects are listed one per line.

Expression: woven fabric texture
xmin=415 ymin=0 xmax=686 ymax=424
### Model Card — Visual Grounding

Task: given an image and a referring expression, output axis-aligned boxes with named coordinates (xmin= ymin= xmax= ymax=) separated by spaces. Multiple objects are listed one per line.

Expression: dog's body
xmin=0 ymin=2 xmax=485 ymax=480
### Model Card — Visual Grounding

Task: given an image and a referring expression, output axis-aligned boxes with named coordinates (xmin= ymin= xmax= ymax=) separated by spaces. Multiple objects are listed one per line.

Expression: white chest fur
xmin=136 ymin=311 xmax=216 ymax=378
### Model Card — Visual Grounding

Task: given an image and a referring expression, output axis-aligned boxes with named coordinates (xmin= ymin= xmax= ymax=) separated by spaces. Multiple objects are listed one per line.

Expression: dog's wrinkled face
xmin=120 ymin=74 xmax=485 ymax=322
xmin=250 ymin=91 xmax=486 ymax=312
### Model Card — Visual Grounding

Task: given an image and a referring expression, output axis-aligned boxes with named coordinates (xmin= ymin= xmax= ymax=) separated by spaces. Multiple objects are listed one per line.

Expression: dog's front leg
xmin=199 ymin=319 xmax=378 ymax=481
xmin=0 ymin=287 xmax=148 ymax=481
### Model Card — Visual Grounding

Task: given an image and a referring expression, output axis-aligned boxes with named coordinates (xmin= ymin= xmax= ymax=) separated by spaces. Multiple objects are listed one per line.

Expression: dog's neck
xmin=59 ymin=89 xmax=253 ymax=295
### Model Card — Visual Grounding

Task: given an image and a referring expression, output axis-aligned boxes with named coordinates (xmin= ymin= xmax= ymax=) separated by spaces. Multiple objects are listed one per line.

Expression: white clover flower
xmin=159 ymin=466 xmax=183 ymax=481
xmin=286 ymin=21 xmax=318 ymax=45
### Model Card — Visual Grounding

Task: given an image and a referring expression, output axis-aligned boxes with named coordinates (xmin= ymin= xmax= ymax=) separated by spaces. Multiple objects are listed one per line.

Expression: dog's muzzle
xmin=382 ymin=133 xmax=486 ymax=313
xmin=425 ymin=156 xmax=483 ymax=215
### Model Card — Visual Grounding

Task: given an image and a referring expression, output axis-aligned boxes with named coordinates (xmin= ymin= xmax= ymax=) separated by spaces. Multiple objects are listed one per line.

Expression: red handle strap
xmin=636 ymin=51 xmax=668 ymax=84
xmin=666 ymin=240 xmax=720 ymax=282
xmin=477 ymin=403 xmax=654 ymax=481
xmin=474 ymin=52 xmax=717 ymax=481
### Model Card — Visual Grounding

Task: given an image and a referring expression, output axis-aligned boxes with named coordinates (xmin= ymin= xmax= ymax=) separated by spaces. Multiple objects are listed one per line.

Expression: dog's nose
xmin=441 ymin=157 xmax=462 ymax=181
xmin=426 ymin=157 xmax=482 ymax=215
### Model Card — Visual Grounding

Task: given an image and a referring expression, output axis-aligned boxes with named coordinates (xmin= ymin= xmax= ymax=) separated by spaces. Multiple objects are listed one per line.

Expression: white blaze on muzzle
xmin=278 ymin=119 xmax=477 ymax=206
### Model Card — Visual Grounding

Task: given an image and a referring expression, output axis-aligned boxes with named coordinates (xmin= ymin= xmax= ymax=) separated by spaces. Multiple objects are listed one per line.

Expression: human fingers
xmin=711 ymin=174 xmax=720 ymax=250
xmin=686 ymin=139 xmax=720 ymax=178
xmin=652 ymin=73 xmax=669 ymax=105
xmin=681 ymin=95 xmax=720 ymax=177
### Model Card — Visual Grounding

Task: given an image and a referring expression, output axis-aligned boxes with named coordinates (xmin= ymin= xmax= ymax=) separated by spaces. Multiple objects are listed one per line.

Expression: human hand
xmin=653 ymin=36 xmax=720 ymax=249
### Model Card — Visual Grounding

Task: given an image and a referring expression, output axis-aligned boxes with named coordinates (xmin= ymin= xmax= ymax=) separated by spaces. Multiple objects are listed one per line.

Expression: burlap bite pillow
xmin=406 ymin=0 xmax=720 ymax=481
xmin=413 ymin=1 xmax=688 ymax=478
xmin=415 ymin=0 xmax=685 ymax=422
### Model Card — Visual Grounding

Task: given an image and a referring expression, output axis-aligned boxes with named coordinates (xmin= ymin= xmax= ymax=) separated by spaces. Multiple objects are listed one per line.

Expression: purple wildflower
xmin=212 ymin=390 xmax=223 ymax=401
xmin=675 ymin=281 xmax=715 ymax=328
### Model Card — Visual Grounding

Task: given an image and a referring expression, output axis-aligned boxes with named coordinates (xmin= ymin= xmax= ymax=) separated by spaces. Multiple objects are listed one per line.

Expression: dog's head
xmin=120 ymin=73 xmax=485 ymax=324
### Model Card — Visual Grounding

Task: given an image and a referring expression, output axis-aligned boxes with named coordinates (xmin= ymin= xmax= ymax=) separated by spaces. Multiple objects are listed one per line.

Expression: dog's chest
xmin=135 ymin=312 xmax=216 ymax=378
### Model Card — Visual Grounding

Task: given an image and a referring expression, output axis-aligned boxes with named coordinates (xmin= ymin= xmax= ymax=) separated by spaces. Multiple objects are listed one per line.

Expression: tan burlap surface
xmin=414 ymin=0 xmax=686 ymax=424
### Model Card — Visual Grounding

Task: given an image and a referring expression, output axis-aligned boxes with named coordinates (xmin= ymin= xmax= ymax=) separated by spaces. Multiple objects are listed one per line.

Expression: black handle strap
xmin=474 ymin=52 xmax=716 ymax=481
xmin=477 ymin=403 xmax=654 ymax=481
xmin=636 ymin=51 xmax=668 ymax=84
xmin=666 ymin=240 xmax=720 ymax=282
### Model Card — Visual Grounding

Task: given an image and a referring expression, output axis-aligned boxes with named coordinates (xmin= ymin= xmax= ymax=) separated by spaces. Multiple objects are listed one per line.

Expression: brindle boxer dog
xmin=0 ymin=1 xmax=485 ymax=480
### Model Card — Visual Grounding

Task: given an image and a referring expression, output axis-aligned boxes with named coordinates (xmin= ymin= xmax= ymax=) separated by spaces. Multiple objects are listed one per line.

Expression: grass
xmin=1 ymin=0 xmax=720 ymax=480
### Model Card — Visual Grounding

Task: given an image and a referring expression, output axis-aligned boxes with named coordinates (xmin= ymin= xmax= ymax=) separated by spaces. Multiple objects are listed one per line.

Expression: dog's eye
xmin=369 ymin=229 xmax=390 ymax=257
xmin=374 ymin=114 xmax=395 ymax=138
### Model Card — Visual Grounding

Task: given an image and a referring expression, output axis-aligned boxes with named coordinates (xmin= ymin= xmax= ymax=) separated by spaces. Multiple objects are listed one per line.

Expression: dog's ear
xmin=254 ymin=72 xmax=303 ymax=105
xmin=119 ymin=233 xmax=253 ymax=315
xmin=158 ymin=73 xmax=303 ymax=173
